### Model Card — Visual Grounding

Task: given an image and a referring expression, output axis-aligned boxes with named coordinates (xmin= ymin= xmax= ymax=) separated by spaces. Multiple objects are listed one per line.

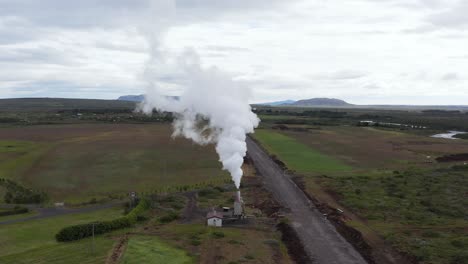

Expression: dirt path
xmin=179 ymin=191 xmax=205 ymax=223
xmin=247 ymin=137 xmax=367 ymax=264
xmin=0 ymin=201 xmax=124 ymax=225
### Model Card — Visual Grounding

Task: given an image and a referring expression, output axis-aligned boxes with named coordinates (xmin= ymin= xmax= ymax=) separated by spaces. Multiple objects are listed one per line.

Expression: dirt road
xmin=247 ymin=137 xmax=367 ymax=264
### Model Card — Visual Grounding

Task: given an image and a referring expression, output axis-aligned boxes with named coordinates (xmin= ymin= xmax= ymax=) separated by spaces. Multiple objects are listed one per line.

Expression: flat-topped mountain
xmin=292 ymin=98 xmax=352 ymax=107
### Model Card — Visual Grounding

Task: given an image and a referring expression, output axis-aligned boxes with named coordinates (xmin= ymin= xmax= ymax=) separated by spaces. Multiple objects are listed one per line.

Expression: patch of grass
xmin=121 ymin=236 xmax=193 ymax=264
xmin=0 ymin=236 xmax=115 ymax=264
xmin=254 ymin=130 xmax=351 ymax=173
xmin=0 ymin=141 xmax=50 ymax=181
xmin=158 ymin=211 xmax=179 ymax=224
xmin=211 ymin=231 xmax=225 ymax=239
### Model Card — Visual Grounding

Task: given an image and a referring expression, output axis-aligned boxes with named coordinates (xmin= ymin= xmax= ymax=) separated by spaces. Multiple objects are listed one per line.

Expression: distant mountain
xmin=118 ymin=95 xmax=145 ymax=102
xmin=260 ymin=100 xmax=296 ymax=106
xmin=292 ymin=98 xmax=353 ymax=107
xmin=117 ymin=95 xmax=181 ymax=103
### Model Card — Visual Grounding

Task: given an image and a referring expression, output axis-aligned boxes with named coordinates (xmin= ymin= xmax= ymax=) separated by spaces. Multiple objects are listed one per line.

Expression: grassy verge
xmin=253 ymin=129 xmax=351 ymax=174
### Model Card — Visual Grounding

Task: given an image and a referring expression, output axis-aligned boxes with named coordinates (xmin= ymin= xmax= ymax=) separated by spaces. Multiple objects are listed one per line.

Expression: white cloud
xmin=0 ymin=0 xmax=467 ymax=104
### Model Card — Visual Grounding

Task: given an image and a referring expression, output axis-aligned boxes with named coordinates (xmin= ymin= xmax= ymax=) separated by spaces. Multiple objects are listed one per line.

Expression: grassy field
xmin=255 ymin=127 xmax=468 ymax=264
xmin=0 ymin=236 xmax=116 ymax=264
xmin=0 ymin=123 xmax=229 ymax=203
xmin=254 ymin=129 xmax=351 ymax=174
xmin=277 ymin=126 xmax=468 ymax=169
xmin=121 ymin=236 xmax=193 ymax=264
xmin=0 ymin=207 xmax=123 ymax=256
xmin=0 ymin=207 xmax=125 ymax=263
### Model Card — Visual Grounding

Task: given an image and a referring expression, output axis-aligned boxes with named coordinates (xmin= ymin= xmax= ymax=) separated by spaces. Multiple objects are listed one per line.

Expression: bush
xmin=0 ymin=178 xmax=48 ymax=204
xmin=0 ymin=207 xmax=29 ymax=217
xmin=56 ymin=199 xmax=150 ymax=242
xmin=211 ymin=231 xmax=225 ymax=239
xmin=158 ymin=211 xmax=179 ymax=223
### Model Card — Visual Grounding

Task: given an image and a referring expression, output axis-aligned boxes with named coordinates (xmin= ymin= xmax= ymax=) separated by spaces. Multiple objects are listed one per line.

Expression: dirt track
xmin=247 ymin=137 xmax=367 ymax=264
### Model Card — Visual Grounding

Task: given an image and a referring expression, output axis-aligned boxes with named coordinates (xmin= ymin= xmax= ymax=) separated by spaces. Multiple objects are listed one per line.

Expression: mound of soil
xmin=436 ymin=153 xmax=468 ymax=162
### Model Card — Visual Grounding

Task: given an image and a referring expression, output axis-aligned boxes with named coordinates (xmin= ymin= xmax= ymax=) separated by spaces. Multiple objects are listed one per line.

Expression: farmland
xmin=0 ymin=207 xmax=124 ymax=263
xmin=2 ymin=98 xmax=468 ymax=263
xmin=0 ymin=124 xmax=229 ymax=203
xmin=253 ymin=108 xmax=468 ymax=264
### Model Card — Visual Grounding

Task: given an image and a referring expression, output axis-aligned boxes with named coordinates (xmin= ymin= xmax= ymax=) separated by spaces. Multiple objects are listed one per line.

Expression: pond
xmin=431 ymin=131 xmax=467 ymax=139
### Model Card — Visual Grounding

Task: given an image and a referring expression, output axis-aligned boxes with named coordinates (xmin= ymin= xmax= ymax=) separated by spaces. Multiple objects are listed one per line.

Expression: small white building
xmin=207 ymin=211 xmax=223 ymax=227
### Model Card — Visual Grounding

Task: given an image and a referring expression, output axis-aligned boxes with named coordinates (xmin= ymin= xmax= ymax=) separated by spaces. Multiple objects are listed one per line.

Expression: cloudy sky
xmin=0 ymin=0 xmax=467 ymax=104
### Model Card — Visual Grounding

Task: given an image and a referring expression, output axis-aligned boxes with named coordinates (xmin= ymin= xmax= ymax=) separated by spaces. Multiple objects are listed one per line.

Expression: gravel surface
xmin=247 ymin=137 xmax=367 ymax=264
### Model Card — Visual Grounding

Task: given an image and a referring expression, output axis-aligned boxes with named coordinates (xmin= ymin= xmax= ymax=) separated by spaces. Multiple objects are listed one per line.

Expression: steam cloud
xmin=137 ymin=1 xmax=260 ymax=188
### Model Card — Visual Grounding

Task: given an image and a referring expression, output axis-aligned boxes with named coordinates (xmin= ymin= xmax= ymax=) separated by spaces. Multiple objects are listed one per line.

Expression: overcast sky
xmin=0 ymin=0 xmax=467 ymax=104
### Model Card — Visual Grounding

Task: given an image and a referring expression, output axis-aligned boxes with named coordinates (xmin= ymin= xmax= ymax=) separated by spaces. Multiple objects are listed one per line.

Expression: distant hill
xmin=259 ymin=100 xmax=296 ymax=106
xmin=118 ymin=95 xmax=180 ymax=103
xmin=292 ymin=98 xmax=353 ymax=107
xmin=0 ymin=98 xmax=136 ymax=112
xmin=118 ymin=95 xmax=145 ymax=102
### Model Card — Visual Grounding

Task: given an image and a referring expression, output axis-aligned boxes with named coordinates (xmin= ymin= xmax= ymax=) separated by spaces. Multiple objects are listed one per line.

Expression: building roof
xmin=207 ymin=211 xmax=223 ymax=219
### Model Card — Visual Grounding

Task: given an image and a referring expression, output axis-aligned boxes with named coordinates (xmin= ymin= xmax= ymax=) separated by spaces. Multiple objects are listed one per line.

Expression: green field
xmin=0 ymin=207 xmax=123 ymax=258
xmin=0 ymin=124 xmax=229 ymax=203
xmin=254 ymin=129 xmax=351 ymax=174
xmin=121 ymin=236 xmax=193 ymax=264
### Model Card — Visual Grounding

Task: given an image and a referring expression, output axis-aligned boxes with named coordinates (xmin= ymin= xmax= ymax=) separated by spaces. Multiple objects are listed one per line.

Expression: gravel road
xmin=247 ymin=137 xmax=367 ymax=264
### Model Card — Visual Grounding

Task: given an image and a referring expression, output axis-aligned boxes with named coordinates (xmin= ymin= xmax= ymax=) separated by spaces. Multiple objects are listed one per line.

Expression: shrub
xmin=56 ymin=198 xmax=150 ymax=242
xmin=158 ymin=211 xmax=179 ymax=223
xmin=211 ymin=231 xmax=225 ymax=239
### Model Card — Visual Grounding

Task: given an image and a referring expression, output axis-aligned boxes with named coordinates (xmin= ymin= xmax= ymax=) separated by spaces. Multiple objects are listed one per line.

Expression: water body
xmin=431 ymin=131 xmax=467 ymax=139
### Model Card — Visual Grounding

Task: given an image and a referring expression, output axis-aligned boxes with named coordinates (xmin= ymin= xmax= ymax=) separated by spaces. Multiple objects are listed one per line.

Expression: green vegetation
xmin=0 ymin=178 xmax=48 ymax=204
xmin=0 ymin=206 xmax=29 ymax=217
xmin=324 ymin=166 xmax=468 ymax=263
xmin=0 ymin=236 xmax=115 ymax=264
xmin=56 ymin=199 xmax=150 ymax=242
xmin=121 ymin=236 xmax=193 ymax=264
xmin=254 ymin=129 xmax=351 ymax=173
xmin=0 ymin=207 xmax=122 ymax=257
xmin=0 ymin=141 xmax=50 ymax=182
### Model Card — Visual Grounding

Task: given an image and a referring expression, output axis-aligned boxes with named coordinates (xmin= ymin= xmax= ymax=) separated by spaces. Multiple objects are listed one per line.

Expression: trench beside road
xmin=246 ymin=137 xmax=367 ymax=264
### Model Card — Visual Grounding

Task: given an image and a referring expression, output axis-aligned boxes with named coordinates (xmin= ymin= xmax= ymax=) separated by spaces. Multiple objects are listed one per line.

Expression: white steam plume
xmin=137 ymin=1 xmax=260 ymax=189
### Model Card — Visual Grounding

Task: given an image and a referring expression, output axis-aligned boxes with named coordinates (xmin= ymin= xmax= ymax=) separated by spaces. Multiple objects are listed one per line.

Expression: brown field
xmin=281 ymin=126 xmax=468 ymax=170
xmin=0 ymin=124 xmax=229 ymax=203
